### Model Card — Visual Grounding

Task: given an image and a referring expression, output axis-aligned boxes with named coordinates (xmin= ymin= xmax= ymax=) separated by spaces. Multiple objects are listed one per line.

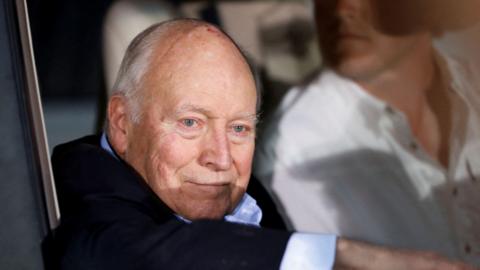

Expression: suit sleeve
xmin=55 ymin=199 xmax=291 ymax=270
xmin=51 ymin=138 xmax=291 ymax=270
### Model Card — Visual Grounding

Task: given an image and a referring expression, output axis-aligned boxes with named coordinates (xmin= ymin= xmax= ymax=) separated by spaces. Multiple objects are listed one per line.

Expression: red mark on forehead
xmin=205 ymin=26 xmax=222 ymax=36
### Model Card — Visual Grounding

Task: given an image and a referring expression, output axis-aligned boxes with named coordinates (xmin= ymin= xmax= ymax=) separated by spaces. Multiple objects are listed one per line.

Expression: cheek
xmin=149 ymin=133 xmax=200 ymax=183
xmin=232 ymin=143 xmax=255 ymax=185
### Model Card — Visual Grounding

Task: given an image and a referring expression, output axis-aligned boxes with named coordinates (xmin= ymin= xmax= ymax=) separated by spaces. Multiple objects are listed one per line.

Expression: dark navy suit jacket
xmin=52 ymin=135 xmax=289 ymax=270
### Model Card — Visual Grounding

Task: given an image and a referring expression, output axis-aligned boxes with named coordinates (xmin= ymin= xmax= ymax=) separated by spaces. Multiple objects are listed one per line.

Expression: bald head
xmin=111 ymin=19 xmax=256 ymax=123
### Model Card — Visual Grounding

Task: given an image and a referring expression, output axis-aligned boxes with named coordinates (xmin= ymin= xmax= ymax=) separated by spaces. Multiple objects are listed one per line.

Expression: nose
xmin=336 ymin=0 xmax=361 ymax=20
xmin=199 ymin=126 xmax=232 ymax=171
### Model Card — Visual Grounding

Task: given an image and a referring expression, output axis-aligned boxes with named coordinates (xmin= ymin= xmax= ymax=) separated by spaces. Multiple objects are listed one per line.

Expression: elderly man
xmin=255 ymin=0 xmax=480 ymax=266
xmin=52 ymin=19 xmax=474 ymax=269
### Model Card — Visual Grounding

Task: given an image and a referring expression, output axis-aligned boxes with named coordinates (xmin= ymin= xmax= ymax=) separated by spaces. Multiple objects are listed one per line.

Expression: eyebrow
xmin=174 ymin=104 xmax=259 ymax=123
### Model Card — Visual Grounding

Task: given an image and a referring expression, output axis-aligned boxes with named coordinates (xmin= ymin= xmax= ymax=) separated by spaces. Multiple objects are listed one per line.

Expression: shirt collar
xmin=100 ymin=132 xmax=262 ymax=227
xmin=100 ymin=133 xmax=119 ymax=160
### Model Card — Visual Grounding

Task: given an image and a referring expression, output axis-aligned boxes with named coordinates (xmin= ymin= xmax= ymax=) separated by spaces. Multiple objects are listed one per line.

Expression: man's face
xmin=120 ymin=29 xmax=257 ymax=220
xmin=315 ymin=0 xmax=429 ymax=81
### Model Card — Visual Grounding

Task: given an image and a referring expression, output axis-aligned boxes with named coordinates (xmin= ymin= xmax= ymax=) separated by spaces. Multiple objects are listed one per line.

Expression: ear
xmin=107 ymin=95 xmax=130 ymax=157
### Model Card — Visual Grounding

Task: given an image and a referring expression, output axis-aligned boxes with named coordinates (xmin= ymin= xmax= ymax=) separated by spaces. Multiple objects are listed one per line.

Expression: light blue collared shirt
xmin=100 ymin=133 xmax=336 ymax=269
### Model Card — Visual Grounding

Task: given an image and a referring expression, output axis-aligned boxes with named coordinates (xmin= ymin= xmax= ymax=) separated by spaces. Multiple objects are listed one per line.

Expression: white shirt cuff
xmin=280 ymin=233 xmax=336 ymax=270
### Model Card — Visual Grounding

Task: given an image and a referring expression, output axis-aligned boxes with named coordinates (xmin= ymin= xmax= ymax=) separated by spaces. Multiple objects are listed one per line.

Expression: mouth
xmin=335 ymin=28 xmax=369 ymax=52
xmin=339 ymin=33 xmax=364 ymax=40
xmin=185 ymin=179 xmax=231 ymax=186
xmin=183 ymin=180 xmax=231 ymax=199
xmin=337 ymin=22 xmax=368 ymax=39
xmin=187 ymin=182 xmax=229 ymax=189
xmin=338 ymin=28 xmax=367 ymax=40
xmin=183 ymin=172 xmax=234 ymax=186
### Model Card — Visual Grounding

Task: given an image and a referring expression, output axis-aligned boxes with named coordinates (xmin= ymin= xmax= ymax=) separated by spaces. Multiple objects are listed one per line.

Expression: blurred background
xmin=25 ymin=0 xmax=480 ymax=151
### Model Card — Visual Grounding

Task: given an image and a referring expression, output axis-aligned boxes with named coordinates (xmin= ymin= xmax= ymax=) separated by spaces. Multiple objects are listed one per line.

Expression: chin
xmin=181 ymin=202 xmax=230 ymax=221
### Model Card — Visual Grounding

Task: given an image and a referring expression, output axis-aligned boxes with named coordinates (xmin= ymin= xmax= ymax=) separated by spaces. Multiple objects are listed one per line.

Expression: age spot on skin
xmin=205 ymin=26 xmax=221 ymax=36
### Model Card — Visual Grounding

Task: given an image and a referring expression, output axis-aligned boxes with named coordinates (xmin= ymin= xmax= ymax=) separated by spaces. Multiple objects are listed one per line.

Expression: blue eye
xmin=177 ymin=118 xmax=204 ymax=139
xmin=233 ymin=125 xmax=245 ymax=133
xmin=182 ymin=119 xmax=197 ymax=127
xmin=229 ymin=124 xmax=253 ymax=143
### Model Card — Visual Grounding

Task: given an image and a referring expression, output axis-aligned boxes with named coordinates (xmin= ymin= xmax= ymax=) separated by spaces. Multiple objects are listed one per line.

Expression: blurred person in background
xmin=254 ymin=0 xmax=480 ymax=265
